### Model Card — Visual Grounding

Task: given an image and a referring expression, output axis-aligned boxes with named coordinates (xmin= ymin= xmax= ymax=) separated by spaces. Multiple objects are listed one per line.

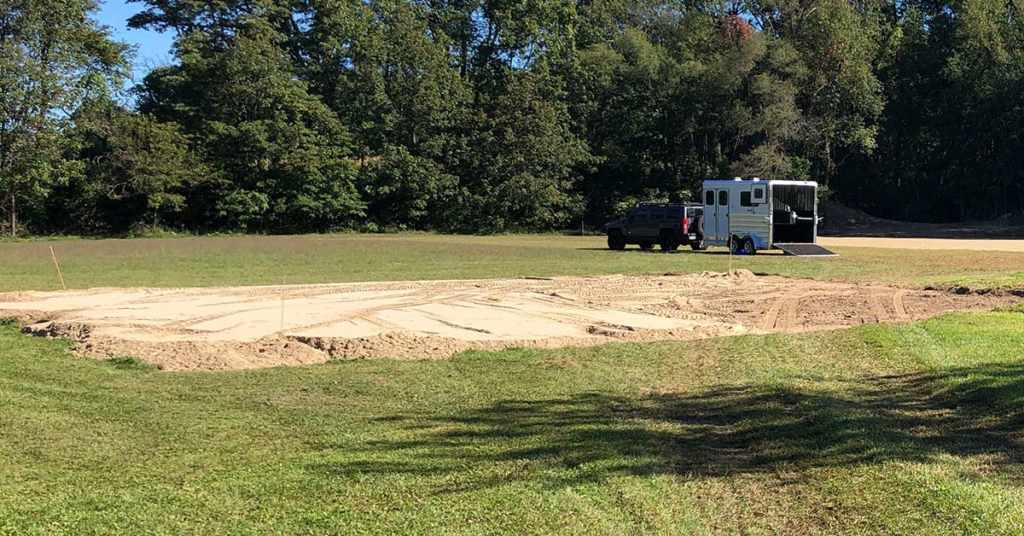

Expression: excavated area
xmin=0 ymin=271 xmax=1016 ymax=371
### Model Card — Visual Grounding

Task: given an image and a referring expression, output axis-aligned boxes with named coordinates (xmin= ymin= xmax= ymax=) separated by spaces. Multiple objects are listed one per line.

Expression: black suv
xmin=603 ymin=203 xmax=706 ymax=251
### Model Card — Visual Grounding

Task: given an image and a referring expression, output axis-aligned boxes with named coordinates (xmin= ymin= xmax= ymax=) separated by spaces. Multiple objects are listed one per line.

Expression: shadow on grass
xmin=574 ymin=247 xmax=690 ymax=253
xmin=310 ymin=364 xmax=1024 ymax=491
xmin=575 ymin=247 xmax=783 ymax=256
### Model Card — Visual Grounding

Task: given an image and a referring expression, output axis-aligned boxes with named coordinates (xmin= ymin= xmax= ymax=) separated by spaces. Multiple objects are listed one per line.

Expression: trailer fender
xmin=750 ymin=234 xmax=770 ymax=250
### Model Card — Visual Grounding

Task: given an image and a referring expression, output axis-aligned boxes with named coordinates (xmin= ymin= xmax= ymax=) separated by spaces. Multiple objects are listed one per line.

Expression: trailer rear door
xmin=703 ymin=190 xmax=719 ymax=241
xmin=715 ymin=189 xmax=729 ymax=241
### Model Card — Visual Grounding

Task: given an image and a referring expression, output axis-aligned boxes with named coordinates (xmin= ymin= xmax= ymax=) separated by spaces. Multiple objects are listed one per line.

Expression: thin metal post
xmin=279 ymin=285 xmax=286 ymax=336
xmin=49 ymin=246 xmax=67 ymax=290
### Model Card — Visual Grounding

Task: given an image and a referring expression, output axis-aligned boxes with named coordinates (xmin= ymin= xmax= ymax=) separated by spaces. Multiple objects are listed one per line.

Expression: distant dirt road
xmin=820 ymin=236 xmax=1024 ymax=253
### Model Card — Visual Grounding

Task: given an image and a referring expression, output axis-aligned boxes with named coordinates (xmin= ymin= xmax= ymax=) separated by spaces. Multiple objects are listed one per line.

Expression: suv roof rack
xmin=637 ymin=201 xmax=701 ymax=207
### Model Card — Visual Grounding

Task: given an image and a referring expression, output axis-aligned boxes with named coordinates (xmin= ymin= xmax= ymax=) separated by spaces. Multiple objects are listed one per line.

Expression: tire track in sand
xmin=867 ymin=294 xmax=890 ymax=323
xmin=760 ymin=294 xmax=807 ymax=331
xmin=892 ymin=291 xmax=909 ymax=320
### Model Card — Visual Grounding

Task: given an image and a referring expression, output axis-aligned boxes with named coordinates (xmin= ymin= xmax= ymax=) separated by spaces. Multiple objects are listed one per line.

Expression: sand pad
xmin=0 ymin=272 xmax=1016 ymax=370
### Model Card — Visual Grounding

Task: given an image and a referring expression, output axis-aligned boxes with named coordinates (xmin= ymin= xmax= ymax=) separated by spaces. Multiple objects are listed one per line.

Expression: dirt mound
xmin=821 ymin=200 xmax=1024 ymax=238
xmin=821 ymin=200 xmax=894 ymax=229
xmin=0 ymin=273 xmax=1016 ymax=371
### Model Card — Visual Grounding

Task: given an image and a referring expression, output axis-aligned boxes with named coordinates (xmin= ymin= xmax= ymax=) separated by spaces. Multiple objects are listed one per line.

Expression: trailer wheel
xmin=742 ymin=237 xmax=757 ymax=256
xmin=729 ymin=236 xmax=742 ymax=255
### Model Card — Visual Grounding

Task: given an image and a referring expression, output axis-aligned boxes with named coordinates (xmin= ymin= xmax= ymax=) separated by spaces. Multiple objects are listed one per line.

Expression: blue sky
xmin=95 ymin=0 xmax=175 ymax=82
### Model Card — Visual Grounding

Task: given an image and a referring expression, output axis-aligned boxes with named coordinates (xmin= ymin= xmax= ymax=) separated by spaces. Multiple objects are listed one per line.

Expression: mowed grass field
xmin=2 ymin=233 xmax=1024 ymax=291
xmin=2 ymin=234 xmax=1024 ymax=535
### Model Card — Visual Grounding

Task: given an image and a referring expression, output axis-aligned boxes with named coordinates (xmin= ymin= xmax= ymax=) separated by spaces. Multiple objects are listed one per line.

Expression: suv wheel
xmin=659 ymin=231 xmax=679 ymax=252
xmin=607 ymin=232 xmax=626 ymax=251
xmin=639 ymin=241 xmax=653 ymax=251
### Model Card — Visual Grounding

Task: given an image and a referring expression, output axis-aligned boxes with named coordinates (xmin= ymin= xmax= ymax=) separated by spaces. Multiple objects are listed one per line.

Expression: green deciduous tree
xmin=460 ymin=68 xmax=594 ymax=230
xmin=0 ymin=0 xmax=126 ymax=236
xmin=748 ymin=0 xmax=884 ymax=186
xmin=360 ymin=145 xmax=459 ymax=229
xmin=56 ymin=100 xmax=196 ymax=233
xmin=138 ymin=14 xmax=364 ymax=231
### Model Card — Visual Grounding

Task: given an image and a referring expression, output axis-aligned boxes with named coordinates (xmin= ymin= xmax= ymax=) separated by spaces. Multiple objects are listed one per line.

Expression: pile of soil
xmin=821 ymin=200 xmax=1024 ymax=238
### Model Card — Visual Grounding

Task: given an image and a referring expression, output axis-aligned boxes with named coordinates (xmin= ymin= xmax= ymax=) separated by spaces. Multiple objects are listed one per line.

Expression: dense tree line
xmin=2 ymin=0 xmax=1023 ymax=236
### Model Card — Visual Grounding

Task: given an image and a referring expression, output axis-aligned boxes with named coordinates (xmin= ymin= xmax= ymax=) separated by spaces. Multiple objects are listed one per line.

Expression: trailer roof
xmin=702 ymin=178 xmax=817 ymax=187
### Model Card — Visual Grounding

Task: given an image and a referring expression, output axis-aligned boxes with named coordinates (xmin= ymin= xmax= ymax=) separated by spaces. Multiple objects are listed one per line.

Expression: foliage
xmin=0 ymin=0 xmax=127 ymax=236
xmin=138 ymin=16 xmax=365 ymax=232
xmin=52 ymin=100 xmax=196 ymax=233
xmin=854 ymin=0 xmax=1024 ymax=221
xmin=6 ymin=0 xmax=1024 ymax=233
xmin=360 ymin=145 xmax=458 ymax=229
xmin=458 ymin=68 xmax=593 ymax=231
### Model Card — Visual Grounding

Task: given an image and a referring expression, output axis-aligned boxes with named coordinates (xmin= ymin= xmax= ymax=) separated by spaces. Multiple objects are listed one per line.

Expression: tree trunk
xmin=8 ymin=190 xmax=15 ymax=238
xmin=823 ymin=138 xmax=833 ymax=188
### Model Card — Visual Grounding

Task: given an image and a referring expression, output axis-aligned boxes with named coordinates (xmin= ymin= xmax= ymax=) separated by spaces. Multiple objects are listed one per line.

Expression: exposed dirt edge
xmin=291 ymin=322 xmax=749 ymax=362
xmin=8 ymin=318 xmax=749 ymax=371
xmin=926 ymin=285 xmax=1024 ymax=298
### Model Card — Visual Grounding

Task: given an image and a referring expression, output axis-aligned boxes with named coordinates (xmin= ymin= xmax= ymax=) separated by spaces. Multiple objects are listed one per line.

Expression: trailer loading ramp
xmin=775 ymin=243 xmax=838 ymax=257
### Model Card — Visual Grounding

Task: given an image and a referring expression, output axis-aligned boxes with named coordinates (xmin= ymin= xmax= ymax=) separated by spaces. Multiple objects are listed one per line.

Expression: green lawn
xmin=2 ymin=309 xmax=1024 ymax=535
xmin=2 ymin=233 xmax=1024 ymax=291
xmin=2 ymin=234 xmax=1023 ymax=534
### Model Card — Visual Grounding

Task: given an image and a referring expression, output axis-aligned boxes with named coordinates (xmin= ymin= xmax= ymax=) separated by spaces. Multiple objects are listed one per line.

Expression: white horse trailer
xmin=701 ymin=178 xmax=836 ymax=256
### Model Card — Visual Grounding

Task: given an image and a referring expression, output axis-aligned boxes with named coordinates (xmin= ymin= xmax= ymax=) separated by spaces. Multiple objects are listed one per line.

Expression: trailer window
xmin=740 ymin=191 xmax=752 ymax=207
xmin=753 ymin=186 xmax=765 ymax=203
xmin=705 ymin=191 xmax=714 ymax=205
xmin=772 ymin=185 xmax=815 ymax=213
xmin=718 ymin=191 xmax=728 ymax=206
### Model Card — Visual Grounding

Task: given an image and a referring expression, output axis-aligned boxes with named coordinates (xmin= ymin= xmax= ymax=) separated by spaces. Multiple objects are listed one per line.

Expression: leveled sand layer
xmin=0 ymin=271 xmax=1016 ymax=370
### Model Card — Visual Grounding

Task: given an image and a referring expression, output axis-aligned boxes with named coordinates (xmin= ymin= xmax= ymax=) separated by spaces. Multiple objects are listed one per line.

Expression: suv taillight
xmin=681 ymin=215 xmax=689 ymax=231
